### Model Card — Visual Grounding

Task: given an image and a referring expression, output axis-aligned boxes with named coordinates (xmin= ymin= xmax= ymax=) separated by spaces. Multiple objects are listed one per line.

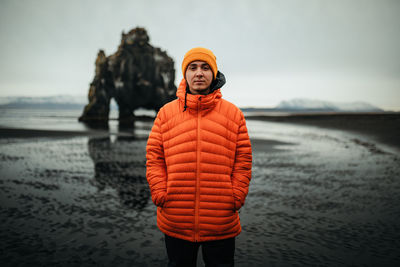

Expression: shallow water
xmin=0 ymin=119 xmax=399 ymax=266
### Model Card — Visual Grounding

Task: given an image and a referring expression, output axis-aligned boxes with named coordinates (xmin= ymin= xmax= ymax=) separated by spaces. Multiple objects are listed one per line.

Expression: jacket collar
xmin=176 ymin=79 xmax=222 ymax=112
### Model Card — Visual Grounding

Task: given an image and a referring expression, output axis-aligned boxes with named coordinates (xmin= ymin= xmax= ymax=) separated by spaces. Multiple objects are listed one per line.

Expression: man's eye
xmin=203 ymin=66 xmax=210 ymax=70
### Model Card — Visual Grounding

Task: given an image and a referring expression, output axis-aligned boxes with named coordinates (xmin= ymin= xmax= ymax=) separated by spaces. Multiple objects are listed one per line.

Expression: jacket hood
xmin=177 ymin=71 xmax=225 ymax=112
xmin=209 ymin=71 xmax=226 ymax=93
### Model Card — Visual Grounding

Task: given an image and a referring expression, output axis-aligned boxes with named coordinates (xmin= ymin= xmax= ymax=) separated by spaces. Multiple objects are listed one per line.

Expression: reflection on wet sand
xmin=88 ymin=136 xmax=150 ymax=210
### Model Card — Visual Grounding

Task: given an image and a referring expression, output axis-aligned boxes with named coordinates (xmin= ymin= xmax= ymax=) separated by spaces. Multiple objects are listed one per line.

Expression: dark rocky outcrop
xmin=79 ymin=27 xmax=176 ymax=124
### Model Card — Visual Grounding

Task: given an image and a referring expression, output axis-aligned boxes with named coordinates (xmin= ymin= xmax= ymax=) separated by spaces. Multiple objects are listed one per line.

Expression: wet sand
xmin=0 ymin=128 xmax=100 ymax=138
xmin=0 ymin=116 xmax=400 ymax=266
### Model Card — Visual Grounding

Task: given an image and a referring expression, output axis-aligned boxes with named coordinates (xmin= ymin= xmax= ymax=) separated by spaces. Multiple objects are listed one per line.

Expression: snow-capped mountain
xmin=0 ymin=95 xmax=125 ymax=110
xmin=276 ymin=98 xmax=383 ymax=112
xmin=0 ymin=95 xmax=87 ymax=105
xmin=0 ymin=95 xmax=87 ymax=109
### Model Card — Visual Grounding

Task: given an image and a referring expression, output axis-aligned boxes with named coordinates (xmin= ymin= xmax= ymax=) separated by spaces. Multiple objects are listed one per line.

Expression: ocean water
xmin=0 ymin=108 xmax=155 ymax=138
xmin=0 ymin=108 xmax=399 ymax=266
xmin=0 ymin=108 xmax=93 ymax=131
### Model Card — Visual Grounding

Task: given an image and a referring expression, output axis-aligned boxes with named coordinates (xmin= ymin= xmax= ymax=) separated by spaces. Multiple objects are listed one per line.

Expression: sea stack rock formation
xmin=79 ymin=27 xmax=176 ymax=123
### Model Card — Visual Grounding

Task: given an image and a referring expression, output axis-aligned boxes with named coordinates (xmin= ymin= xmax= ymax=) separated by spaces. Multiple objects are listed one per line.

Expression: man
xmin=146 ymin=47 xmax=252 ymax=266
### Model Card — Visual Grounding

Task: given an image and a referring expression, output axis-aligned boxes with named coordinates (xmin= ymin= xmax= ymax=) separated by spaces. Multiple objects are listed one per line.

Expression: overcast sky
xmin=0 ymin=0 xmax=399 ymax=110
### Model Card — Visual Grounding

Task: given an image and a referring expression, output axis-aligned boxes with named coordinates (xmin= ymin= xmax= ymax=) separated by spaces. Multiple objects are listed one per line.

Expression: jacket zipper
xmin=195 ymin=97 xmax=201 ymax=242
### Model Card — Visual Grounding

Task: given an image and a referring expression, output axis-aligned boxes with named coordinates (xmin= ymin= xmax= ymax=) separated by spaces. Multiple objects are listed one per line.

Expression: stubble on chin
xmin=189 ymin=87 xmax=210 ymax=95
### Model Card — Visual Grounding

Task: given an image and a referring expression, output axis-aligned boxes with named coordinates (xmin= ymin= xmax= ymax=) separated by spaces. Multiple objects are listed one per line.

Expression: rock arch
xmin=79 ymin=27 xmax=176 ymax=124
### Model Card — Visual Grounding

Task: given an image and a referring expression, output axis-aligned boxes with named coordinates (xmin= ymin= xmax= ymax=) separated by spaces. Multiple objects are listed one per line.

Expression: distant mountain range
xmin=0 ymin=95 xmax=87 ymax=109
xmin=0 ymin=95 xmax=116 ymax=110
xmin=242 ymin=98 xmax=384 ymax=112
xmin=275 ymin=98 xmax=383 ymax=112
xmin=0 ymin=95 xmax=384 ymax=112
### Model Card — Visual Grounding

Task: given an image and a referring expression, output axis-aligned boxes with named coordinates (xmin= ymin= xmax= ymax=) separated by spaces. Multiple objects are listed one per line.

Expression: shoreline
xmin=0 ymin=127 xmax=136 ymax=139
xmin=0 ymin=127 xmax=104 ymax=138
xmin=246 ymin=113 xmax=400 ymax=149
xmin=1 ymin=113 xmax=399 ymax=150
xmin=0 ymin=127 xmax=294 ymax=153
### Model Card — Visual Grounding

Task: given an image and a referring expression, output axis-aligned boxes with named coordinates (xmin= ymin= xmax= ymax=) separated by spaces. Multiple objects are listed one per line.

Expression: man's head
xmin=182 ymin=47 xmax=218 ymax=95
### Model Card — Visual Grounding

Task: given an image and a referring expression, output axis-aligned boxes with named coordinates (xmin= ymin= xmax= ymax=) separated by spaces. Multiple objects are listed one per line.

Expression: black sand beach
xmin=246 ymin=113 xmax=400 ymax=149
xmin=0 ymin=128 xmax=102 ymax=138
xmin=1 ymin=113 xmax=399 ymax=266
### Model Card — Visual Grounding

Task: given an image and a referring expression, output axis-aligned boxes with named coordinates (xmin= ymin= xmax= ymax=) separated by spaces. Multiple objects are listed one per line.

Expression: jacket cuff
xmin=234 ymin=197 xmax=243 ymax=211
xmin=153 ymin=192 xmax=166 ymax=207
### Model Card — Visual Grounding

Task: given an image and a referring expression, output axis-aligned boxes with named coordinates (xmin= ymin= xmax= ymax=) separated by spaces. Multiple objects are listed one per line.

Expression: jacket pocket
xmin=161 ymin=187 xmax=170 ymax=209
xmin=160 ymin=194 xmax=168 ymax=214
xmin=229 ymin=183 xmax=236 ymax=211
xmin=157 ymin=192 xmax=167 ymax=210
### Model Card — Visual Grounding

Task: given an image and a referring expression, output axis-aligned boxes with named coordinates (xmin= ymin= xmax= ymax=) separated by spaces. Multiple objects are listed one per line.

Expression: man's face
xmin=185 ymin=61 xmax=213 ymax=95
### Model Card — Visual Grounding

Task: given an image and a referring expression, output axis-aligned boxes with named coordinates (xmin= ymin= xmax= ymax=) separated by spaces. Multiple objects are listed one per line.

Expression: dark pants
xmin=165 ymin=234 xmax=235 ymax=267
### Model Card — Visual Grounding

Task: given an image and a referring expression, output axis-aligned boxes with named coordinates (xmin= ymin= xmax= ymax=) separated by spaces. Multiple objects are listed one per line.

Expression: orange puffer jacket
xmin=146 ymin=79 xmax=252 ymax=242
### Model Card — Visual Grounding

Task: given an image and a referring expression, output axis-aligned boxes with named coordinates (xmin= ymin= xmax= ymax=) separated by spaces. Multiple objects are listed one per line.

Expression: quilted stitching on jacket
xmin=146 ymin=79 xmax=252 ymax=242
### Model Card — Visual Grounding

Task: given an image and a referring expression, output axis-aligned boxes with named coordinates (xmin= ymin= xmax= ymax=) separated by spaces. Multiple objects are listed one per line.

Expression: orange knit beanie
xmin=182 ymin=47 xmax=218 ymax=79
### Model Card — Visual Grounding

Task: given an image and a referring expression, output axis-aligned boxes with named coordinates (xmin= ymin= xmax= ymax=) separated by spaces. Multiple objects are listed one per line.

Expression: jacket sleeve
xmin=231 ymin=112 xmax=252 ymax=210
xmin=146 ymin=110 xmax=167 ymax=207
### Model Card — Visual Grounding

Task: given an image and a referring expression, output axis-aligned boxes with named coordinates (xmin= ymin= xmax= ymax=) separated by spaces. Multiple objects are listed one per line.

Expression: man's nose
xmin=195 ymin=69 xmax=204 ymax=76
